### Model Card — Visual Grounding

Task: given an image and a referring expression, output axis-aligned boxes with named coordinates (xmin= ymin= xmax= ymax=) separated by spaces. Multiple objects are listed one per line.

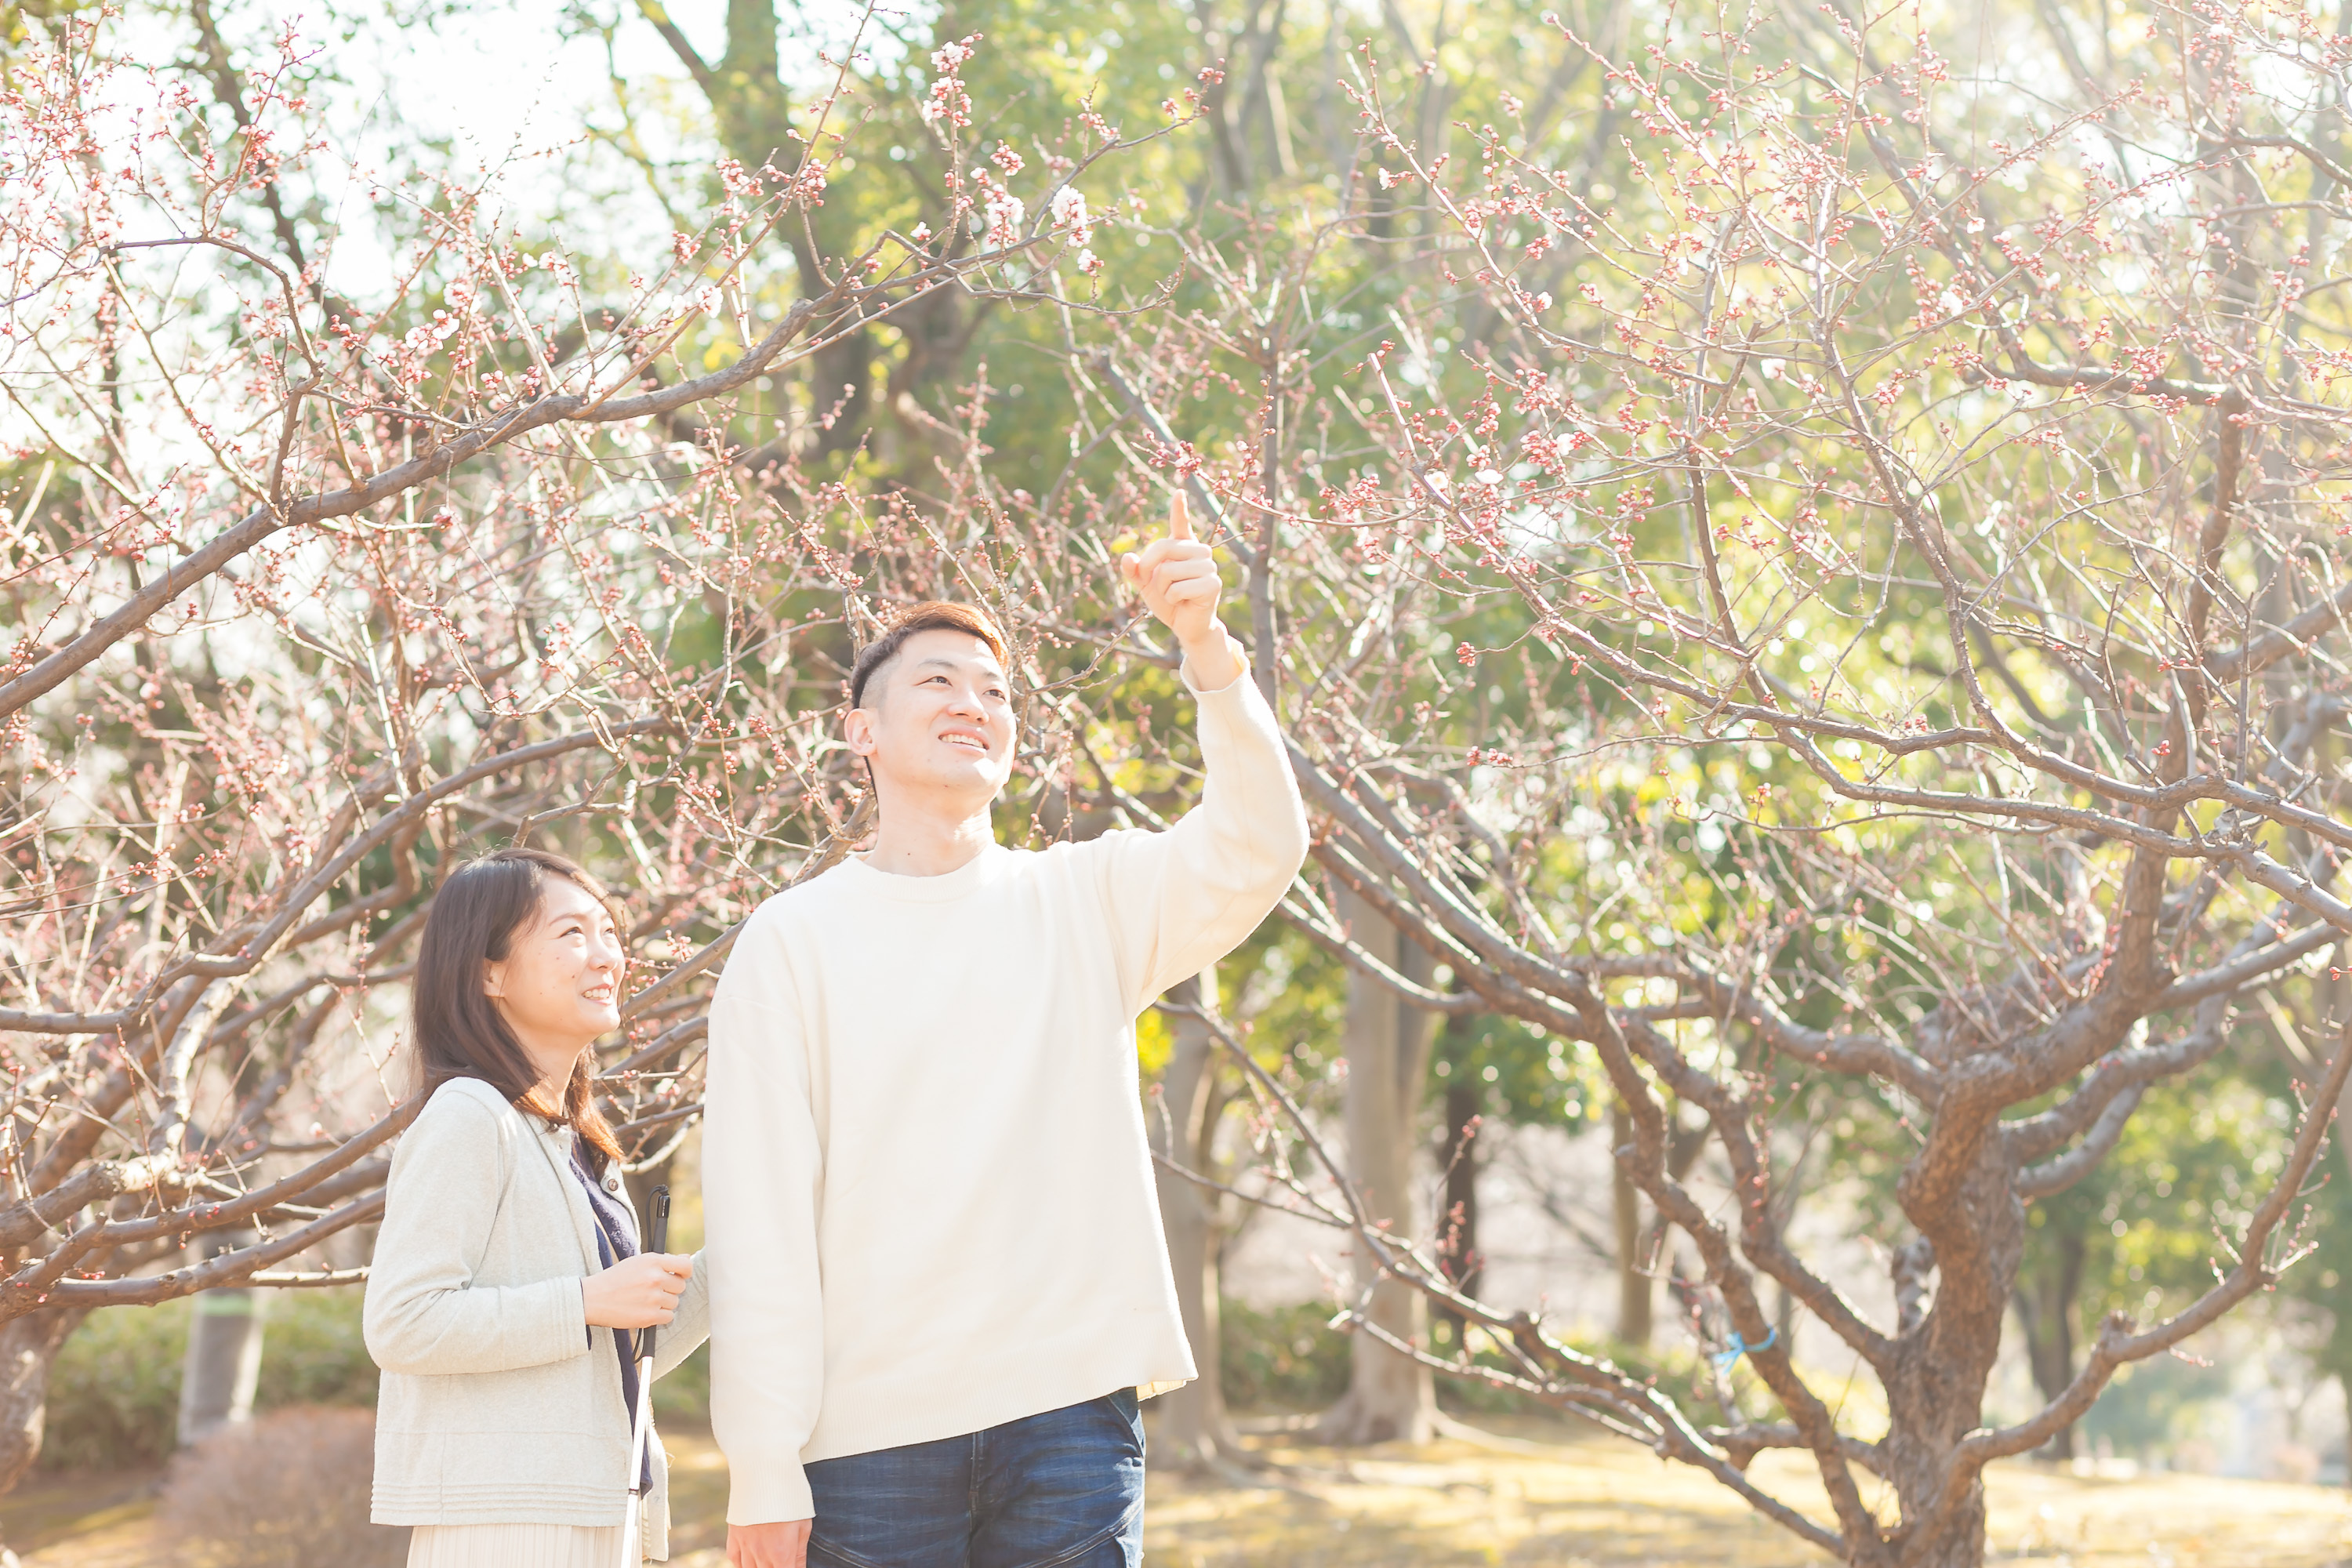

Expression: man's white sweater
xmin=701 ymin=660 xmax=1308 ymax=1524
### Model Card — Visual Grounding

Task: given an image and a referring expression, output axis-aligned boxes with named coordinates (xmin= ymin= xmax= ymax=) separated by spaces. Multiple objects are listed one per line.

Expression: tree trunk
xmin=1614 ymin=1106 xmax=1710 ymax=1348
xmin=2342 ymin=1374 xmax=2352 ymax=1491
xmin=1613 ymin=1103 xmax=1653 ymax=1346
xmin=682 ymin=0 xmax=970 ymax=472
xmin=1436 ymin=1078 xmax=1482 ymax=1338
xmin=179 ymin=1231 xmax=264 ymax=1446
xmin=1151 ymin=973 xmax=1240 ymax=1467
xmin=1879 ymin=1141 xmax=2027 ymax=1568
xmin=1316 ymin=891 xmax=1437 ymax=1445
xmin=2013 ymin=1228 xmax=2086 ymax=1463
xmin=670 ymin=0 xmax=880 ymax=462
xmin=0 ymin=1308 xmax=86 ymax=1561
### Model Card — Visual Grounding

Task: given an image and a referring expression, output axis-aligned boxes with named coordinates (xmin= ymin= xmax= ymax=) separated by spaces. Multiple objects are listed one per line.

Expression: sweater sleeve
xmin=1092 ymin=648 xmax=1310 ymax=1011
xmin=702 ymin=913 xmax=825 ymax=1525
xmin=363 ymin=1087 xmax=590 ymax=1377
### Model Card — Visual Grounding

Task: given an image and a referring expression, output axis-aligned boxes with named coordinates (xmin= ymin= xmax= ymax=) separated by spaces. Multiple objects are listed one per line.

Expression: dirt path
xmin=6 ymin=1465 xmax=158 ymax=1567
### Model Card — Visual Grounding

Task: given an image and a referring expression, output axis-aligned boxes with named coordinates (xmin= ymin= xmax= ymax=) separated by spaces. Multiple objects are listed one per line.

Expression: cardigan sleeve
xmin=650 ymin=1250 xmax=710 ymax=1381
xmin=364 ymin=1085 xmax=592 ymax=1377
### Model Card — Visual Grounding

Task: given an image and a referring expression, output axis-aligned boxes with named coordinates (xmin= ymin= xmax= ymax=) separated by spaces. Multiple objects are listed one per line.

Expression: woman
xmin=367 ymin=848 xmax=708 ymax=1567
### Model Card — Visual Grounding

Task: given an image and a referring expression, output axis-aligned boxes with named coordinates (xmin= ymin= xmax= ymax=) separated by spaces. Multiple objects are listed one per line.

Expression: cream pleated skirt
xmin=407 ymin=1522 xmax=635 ymax=1567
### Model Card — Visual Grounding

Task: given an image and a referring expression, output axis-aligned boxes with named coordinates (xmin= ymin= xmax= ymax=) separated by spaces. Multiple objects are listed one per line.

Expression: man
xmin=704 ymin=495 xmax=1308 ymax=1568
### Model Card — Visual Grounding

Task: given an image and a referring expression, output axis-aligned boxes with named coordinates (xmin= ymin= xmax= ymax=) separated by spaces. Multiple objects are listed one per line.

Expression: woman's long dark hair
xmin=412 ymin=848 xmax=626 ymax=1172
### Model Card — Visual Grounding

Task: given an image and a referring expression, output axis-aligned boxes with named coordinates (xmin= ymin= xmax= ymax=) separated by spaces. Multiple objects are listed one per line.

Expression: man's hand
xmin=727 ymin=1519 xmax=812 ymax=1567
xmin=1120 ymin=489 xmax=1241 ymax=689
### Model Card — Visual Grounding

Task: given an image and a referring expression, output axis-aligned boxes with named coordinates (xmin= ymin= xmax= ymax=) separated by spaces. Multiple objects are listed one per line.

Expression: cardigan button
xmin=604 ymin=1175 xmax=622 ymax=1193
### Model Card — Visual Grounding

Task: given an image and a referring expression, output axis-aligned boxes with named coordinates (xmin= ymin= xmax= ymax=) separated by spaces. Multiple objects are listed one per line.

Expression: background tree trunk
xmin=1613 ymin=1105 xmax=1711 ymax=1348
xmin=1152 ymin=973 xmax=1241 ymax=1468
xmin=177 ymin=1232 xmax=263 ymax=1446
xmin=2014 ymin=1230 xmax=2088 ymax=1462
xmin=1316 ymin=891 xmax=1437 ymax=1444
xmin=635 ymin=0 xmax=870 ymax=460
xmin=1436 ymin=1076 xmax=1482 ymax=1340
xmin=1613 ymin=1103 xmax=1653 ymax=1347
xmin=646 ymin=0 xmax=972 ymax=471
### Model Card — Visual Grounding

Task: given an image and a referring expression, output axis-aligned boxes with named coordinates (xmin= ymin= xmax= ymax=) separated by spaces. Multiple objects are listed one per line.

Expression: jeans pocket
xmin=807 ymin=1534 xmax=898 ymax=1568
xmin=807 ymin=1439 xmax=973 ymax=1568
xmin=969 ymin=1396 xmax=1145 ymax=1568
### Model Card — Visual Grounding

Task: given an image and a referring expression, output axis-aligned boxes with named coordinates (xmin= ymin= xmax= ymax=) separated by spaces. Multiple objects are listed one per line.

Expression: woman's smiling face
xmin=481 ymin=876 xmax=624 ymax=1077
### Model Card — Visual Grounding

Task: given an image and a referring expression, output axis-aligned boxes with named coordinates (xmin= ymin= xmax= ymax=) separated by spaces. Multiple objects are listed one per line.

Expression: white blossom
xmin=1050 ymin=187 xmax=1091 ymax=244
xmin=984 ymin=191 xmax=1025 ymax=249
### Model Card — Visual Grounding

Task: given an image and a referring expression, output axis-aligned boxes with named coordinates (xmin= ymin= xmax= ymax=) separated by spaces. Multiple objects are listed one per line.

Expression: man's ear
xmin=843 ymin=706 xmax=878 ymax=759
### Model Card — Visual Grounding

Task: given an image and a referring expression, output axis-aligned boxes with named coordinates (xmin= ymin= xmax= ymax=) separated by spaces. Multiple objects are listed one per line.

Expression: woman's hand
xmin=581 ymin=1252 xmax=693 ymax=1330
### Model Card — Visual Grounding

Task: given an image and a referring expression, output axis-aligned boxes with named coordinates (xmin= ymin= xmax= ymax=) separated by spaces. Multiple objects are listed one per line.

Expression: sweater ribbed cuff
xmin=724 ymin=1455 xmax=815 ymax=1528
xmin=1179 ymin=634 xmax=1250 ymax=696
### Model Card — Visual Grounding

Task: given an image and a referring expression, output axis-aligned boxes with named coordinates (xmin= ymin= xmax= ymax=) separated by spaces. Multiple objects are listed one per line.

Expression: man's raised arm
xmin=1099 ymin=494 xmax=1310 ymax=1007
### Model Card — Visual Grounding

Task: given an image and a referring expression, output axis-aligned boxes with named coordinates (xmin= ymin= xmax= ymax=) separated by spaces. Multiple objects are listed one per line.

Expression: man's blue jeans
xmin=804 ymin=1389 xmax=1145 ymax=1568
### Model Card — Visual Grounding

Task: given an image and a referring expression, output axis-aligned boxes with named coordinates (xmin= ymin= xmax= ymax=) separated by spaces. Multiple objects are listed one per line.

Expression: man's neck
xmin=861 ymin=795 xmax=998 ymax=878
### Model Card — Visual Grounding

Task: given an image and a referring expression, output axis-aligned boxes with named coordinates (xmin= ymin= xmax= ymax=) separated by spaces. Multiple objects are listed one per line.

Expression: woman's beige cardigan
xmin=366 ymin=1076 xmax=710 ymax=1559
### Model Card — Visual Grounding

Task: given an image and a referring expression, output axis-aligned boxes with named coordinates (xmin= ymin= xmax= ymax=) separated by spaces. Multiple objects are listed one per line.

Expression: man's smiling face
xmin=845 ymin=628 xmax=1016 ymax=811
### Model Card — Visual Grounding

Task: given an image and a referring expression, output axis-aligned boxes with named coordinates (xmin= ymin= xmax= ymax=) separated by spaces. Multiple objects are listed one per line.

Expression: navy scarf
xmin=569 ymin=1135 xmax=653 ymax=1492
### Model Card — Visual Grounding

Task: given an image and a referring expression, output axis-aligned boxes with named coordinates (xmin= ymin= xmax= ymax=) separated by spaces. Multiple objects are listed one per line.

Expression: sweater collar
xmin=833 ymin=840 xmax=1007 ymax=903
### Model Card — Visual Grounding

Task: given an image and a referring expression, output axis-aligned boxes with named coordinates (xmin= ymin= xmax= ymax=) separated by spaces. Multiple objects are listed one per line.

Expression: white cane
xmin=619 ymin=1185 xmax=670 ymax=1568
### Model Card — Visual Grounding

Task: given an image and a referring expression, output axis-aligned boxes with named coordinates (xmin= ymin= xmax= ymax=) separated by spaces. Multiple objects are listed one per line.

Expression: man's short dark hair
xmin=850 ymin=601 xmax=1011 ymax=710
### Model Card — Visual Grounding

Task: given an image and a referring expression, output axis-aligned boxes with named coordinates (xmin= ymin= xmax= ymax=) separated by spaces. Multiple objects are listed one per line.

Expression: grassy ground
xmin=1131 ymin=1422 xmax=2352 ymax=1568
xmin=14 ymin=1419 xmax=2352 ymax=1566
